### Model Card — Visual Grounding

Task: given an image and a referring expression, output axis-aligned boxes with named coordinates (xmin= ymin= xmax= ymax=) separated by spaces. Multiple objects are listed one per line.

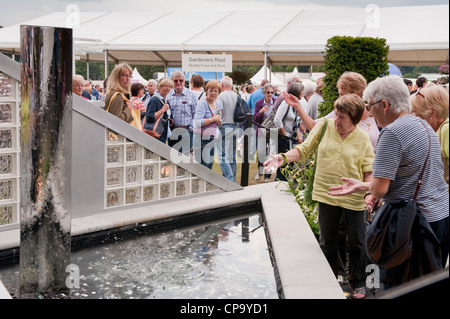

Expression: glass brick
xmin=206 ymin=181 xmax=218 ymax=192
xmin=106 ymin=167 xmax=123 ymax=187
xmin=126 ymin=144 xmax=139 ymax=162
xmin=143 ymin=164 xmax=158 ymax=182
xmin=176 ymin=166 xmax=189 ymax=179
xmin=107 ymin=130 xmax=122 ymax=142
xmin=0 ymin=103 xmax=12 ymax=123
xmin=0 ymin=75 xmax=13 ymax=98
xmin=191 ymin=179 xmax=204 ymax=194
xmin=0 ymin=204 xmax=13 ymax=225
xmin=0 ymin=129 xmax=12 ymax=149
xmin=176 ymin=180 xmax=190 ymax=196
xmin=0 ymin=179 xmax=13 ymax=201
xmin=160 ymin=182 xmax=174 ymax=199
xmin=106 ymin=189 xmax=123 ymax=207
xmin=107 ymin=145 xmax=123 ymax=164
xmin=125 ymin=187 xmax=140 ymax=204
xmin=144 ymin=149 xmax=158 ymax=162
xmin=126 ymin=165 xmax=140 ymax=184
xmin=160 ymin=162 xmax=174 ymax=180
xmin=143 ymin=185 xmax=157 ymax=202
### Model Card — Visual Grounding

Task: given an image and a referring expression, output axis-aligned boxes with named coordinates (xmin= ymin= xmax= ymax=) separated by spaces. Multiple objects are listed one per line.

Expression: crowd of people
xmin=72 ymin=64 xmax=449 ymax=298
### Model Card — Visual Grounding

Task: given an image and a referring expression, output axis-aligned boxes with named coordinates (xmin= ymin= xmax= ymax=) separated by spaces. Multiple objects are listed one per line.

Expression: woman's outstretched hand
xmin=263 ymin=154 xmax=284 ymax=173
xmin=328 ymin=177 xmax=364 ymax=196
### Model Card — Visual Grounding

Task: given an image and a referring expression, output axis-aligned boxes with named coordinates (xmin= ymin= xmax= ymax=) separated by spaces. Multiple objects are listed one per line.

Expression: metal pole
xmin=19 ymin=25 xmax=73 ymax=298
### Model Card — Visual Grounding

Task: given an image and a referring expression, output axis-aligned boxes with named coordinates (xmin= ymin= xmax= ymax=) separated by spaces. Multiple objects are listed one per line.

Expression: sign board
xmin=182 ymin=54 xmax=232 ymax=72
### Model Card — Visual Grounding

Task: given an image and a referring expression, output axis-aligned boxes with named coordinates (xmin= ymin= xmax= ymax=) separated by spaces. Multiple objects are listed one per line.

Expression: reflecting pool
xmin=0 ymin=213 xmax=279 ymax=299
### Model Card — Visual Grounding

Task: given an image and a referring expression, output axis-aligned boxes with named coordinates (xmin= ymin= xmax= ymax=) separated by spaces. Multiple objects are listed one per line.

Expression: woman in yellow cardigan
xmin=265 ymin=93 xmax=374 ymax=298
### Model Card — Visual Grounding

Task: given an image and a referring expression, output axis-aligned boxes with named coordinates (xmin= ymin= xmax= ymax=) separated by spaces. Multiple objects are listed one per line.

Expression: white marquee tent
xmin=250 ymin=66 xmax=286 ymax=87
xmin=0 ymin=5 xmax=448 ymax=73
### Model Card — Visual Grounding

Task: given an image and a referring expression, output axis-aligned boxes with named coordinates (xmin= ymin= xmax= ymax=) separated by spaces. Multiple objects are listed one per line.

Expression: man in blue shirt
xmin=167 ymin=71 xmax=198 ymax=155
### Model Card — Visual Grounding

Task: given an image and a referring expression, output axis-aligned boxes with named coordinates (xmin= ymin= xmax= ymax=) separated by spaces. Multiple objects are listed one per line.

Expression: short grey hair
xmin=171 ymin=70 xmax=185 ymax=80
xmin=285 ymin=74 xmax=301 ymax=85
xmin=262 ymin=83 xmax=274 ymax=94
xmin=221 ymin=76 xmax=233 ymax=88
xmin=363 ymin=75 xmax=411 ymax=115
xmin=302 ymin=81 xmax=316 ymax=97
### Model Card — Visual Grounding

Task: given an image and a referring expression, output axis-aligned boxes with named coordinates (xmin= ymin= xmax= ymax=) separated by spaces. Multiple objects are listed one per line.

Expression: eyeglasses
xmin=265 ymin=91 xmax=274 ymax=94
xmin=173 ymin=79 xmax=184 ymax=83
xmin=365 ymin=100 xmax=382 ymax=112
xmin=416 ymin=92 xmax=425 ymax=98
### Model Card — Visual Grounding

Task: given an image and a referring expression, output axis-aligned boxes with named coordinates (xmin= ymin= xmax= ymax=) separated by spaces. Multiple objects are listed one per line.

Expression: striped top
xmin=373 ymin=114 xmax=449 ymax=223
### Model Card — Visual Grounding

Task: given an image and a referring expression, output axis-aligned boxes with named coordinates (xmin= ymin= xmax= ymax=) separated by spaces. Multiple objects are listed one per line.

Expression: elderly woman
xmin=329 ymin=76 xmax=449 ymax=288
xmin=193 ymin=80 xmax=223 ymax=168
xmin=104 ymin=63 xmax=134 ymax=124
xmin=143 ymin=77 xmax=174 ymax=144
xmin=72 ymin=75 xmax=89 ymax=100
xmin=253 ymin=83 xmax=277 ymax=182
xmin=411 ymin=85 xmax=449 ymax=184
xmin=265 ymin=93 xmax=374 ymax=298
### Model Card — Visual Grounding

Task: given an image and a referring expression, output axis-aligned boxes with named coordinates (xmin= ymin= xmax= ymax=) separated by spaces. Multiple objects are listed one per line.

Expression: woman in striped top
xmin=329 ymin=76 xmax=449 ymax=284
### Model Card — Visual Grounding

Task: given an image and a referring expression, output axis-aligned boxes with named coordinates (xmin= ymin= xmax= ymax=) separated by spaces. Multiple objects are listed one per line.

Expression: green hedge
xmin=318 ymin=36 xmax=390 ymax=116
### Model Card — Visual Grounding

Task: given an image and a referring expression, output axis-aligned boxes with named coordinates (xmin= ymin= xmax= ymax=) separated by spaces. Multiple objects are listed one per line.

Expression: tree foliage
xmin=319 ymin=36 xmax=390 ymax=116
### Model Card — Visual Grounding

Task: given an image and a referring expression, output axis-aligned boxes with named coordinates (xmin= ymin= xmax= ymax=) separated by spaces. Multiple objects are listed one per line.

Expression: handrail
xmin=0 ymin=53 xmax=20 ymax=80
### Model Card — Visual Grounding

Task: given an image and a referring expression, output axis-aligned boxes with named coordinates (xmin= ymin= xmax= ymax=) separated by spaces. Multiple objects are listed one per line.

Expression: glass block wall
xmin=105 ymin=129 xmax=219 ymax=208
xmin=0 ymin=73 xmax=20 ymax=226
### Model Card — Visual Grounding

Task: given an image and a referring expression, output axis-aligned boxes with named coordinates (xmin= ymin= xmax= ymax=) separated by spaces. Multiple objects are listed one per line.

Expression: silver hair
xmin=221 ymin=76 xmax=233 ymax=88
xmin=170 ymin=70 xmax=185 ymax=80
xmin=363 ymin=75 xmax=411 ymax=115
xmin=302 ymin=81 xmax=316 ymax=97
xmin=262 ymin=83 xmax=275 ymax=94
xmin=285 ymin=74 xmax=301 ymax=85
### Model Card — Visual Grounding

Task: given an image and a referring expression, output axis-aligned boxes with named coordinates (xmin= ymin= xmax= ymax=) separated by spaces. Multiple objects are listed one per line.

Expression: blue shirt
xmin=167 ymin=87 xmax=198 ymax=129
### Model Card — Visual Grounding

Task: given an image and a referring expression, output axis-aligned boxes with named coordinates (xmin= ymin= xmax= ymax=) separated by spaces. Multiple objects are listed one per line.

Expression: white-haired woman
xmin=329 ymin=75 xmax=449 ymax=288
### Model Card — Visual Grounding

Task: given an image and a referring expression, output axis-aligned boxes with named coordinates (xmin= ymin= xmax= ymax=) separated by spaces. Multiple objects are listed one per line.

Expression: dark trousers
xmin=318 ymin=202 xmax=367 ymax=289
xmin=276 ymin=135 xmax=291 ymax=181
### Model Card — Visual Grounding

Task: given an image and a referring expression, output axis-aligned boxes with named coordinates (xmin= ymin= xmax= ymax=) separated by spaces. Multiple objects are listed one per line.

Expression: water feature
xmin=0 ymin=212 xmax=279 ymax=299
xmin=19 ymin=25 xmax=73 ymax=298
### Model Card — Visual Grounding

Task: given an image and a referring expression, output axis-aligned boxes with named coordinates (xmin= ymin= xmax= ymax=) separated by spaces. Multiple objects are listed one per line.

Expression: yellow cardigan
xmin=295 ymin=118 xmax=374 ymax=211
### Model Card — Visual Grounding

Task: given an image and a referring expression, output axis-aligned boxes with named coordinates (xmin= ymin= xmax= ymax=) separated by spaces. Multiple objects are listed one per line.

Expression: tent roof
xmin=250 ymin=66 xmax=285 ymax=86
xmin=0 ymin=5 xmax=448 ymax=66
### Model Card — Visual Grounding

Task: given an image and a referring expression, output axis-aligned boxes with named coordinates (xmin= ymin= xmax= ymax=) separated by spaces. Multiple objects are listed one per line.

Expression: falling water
xmin=19 ymin=25 xmax=73 ymax=298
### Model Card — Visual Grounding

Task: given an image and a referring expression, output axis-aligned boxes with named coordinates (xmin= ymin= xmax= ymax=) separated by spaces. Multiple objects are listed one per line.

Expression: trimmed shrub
xmin=318 ymin=36 xmax=390 ymax=116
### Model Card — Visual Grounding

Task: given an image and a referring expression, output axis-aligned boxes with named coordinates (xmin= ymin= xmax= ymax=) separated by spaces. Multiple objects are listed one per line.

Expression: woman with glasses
xmin=193 ymin=80 xmax=223 ymax=168
xmin=72 ymin=75 xmax=90 ymax=100
xmin=329 ymin=76 xmax=448 ymax=289
xmin=104 ymin=63 xmax=134 ymax=124
xmin=265 ymin=94 xmax=374 ymax=298
xmin=253 ymin=83 xmax=277 ymax=183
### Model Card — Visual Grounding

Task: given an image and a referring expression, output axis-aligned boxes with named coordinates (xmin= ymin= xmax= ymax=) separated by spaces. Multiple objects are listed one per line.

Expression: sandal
xmin=352 ymin=287 xmax=366 ymax=299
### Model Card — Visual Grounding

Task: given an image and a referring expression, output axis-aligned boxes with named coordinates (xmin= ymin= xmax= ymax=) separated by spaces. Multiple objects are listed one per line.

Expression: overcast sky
xmin=0 ymin=0 xmax=448 ymax=27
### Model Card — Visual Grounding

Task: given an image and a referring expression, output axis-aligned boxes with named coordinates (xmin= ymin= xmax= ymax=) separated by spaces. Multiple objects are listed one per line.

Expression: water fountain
xmin=18 ymin=25 xmax=73 ymax=298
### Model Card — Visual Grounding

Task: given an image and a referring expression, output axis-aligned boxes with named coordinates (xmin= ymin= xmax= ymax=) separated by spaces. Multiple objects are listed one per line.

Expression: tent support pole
xmin=104 ymin=50 xmax=108 ymax=78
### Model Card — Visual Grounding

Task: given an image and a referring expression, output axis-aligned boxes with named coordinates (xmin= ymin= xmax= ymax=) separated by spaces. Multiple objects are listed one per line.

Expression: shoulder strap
xmin=414 ymin=119 xmax=431 ymax=201
xmin=106 ymin=92 xmax=128 ymax=112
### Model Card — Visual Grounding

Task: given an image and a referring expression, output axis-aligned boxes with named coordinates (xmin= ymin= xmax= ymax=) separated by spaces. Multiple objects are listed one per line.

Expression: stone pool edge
xmin=0 ymin=182 xmax=344 ymax=299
